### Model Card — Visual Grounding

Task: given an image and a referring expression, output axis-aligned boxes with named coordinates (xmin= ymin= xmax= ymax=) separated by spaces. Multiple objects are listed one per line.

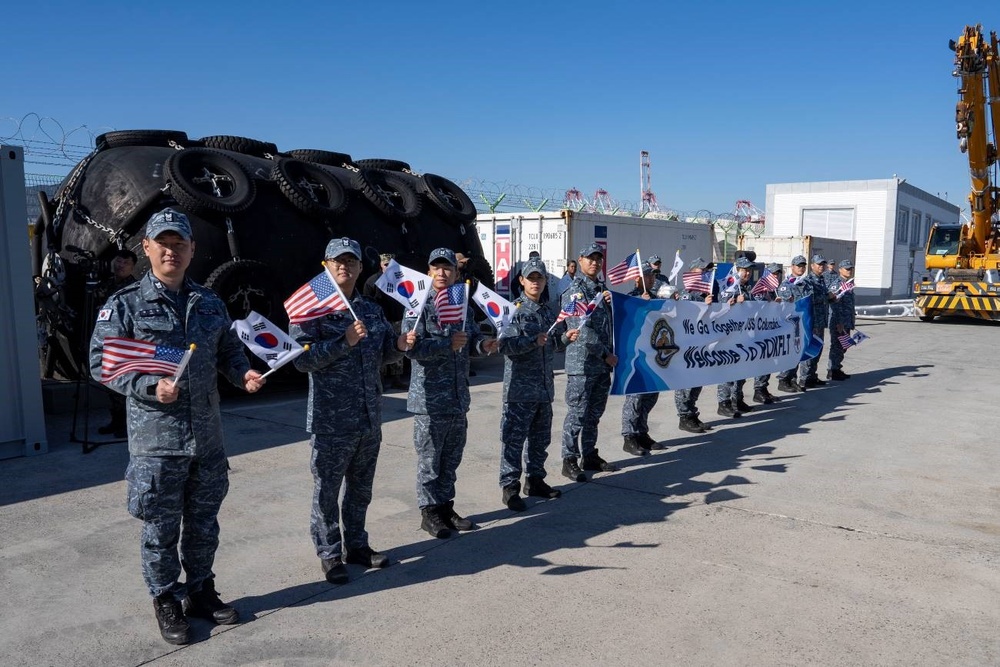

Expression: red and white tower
xmin=640 ymin=150 xmax=659 ymax=214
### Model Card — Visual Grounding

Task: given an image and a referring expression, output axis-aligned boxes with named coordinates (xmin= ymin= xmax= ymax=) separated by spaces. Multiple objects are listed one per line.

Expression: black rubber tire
xmin=355 ymin=158 xmax=411 ymax=172
xmin=200 ymin=135 xmax=278 ymax=158
xmin=918 ymin=314 xmax=936 ymax=322
xmin=465 ymin=255 xmax=496 ymax=290
xmin=287 ymin=149 xmax=353 ymax=167
xmin=165 ymin=148 xmax=256 ymax=215
xmin=351 ymin=168 xmax=423 ymax=220
xmin=95 ymin=130 xmax=188 ymax=150
xmin=272 ymin=158 xmax=349 ymax=218
xmin=420 ymin=173 xmax=477 ymax=223
xmin=204 ymin=259 xmax=283 ymax=324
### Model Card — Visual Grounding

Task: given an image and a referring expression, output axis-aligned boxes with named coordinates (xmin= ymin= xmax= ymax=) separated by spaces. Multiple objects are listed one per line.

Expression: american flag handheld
xmin=434 ymin=283 xmax=468 ymax=330
xmin=100 ymin=337 xmax=187 ymax=383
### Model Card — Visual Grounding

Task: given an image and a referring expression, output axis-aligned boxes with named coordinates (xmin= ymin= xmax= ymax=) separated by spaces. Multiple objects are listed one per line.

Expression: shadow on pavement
xmin=231 ymin=363 xmax=931 ymax=618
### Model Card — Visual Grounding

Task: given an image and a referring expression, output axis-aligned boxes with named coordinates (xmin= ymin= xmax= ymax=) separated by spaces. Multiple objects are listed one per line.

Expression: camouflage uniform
xmin=497 ymin=294 xmax=565 ymax=487
xmin=95 ymin=273 xmax=137 ymax=433
xmin=827 ymin=267 xmax=856 ymax=373
xmin=291 ymin=292 xmax=403 ymax=562
xmin=799 ymin=266 xmax=831 ymax=384
xmin=717 ymin=276 xmax=754 ymax=405
xmin=751 ymin=264 xmax=781 ymax=395
xmin=89 ymin=271 xmax=250 ymax=600
xmin=776 ymin=266 xmax=813 ymax=385
xmin=620 ymin=280 xmax=666 ymax=437
xmin=674 ymin=276 xmax=718 ymax=420
xmin=404 ymin=292 xmax=488 ymax=509
xmin=551 ymin=272 xmax=613 ymax=461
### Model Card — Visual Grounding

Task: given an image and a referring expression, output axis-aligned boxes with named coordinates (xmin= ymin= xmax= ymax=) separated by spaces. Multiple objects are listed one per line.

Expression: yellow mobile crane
xmin=915 ymin=24 xmax=1000 ymax=321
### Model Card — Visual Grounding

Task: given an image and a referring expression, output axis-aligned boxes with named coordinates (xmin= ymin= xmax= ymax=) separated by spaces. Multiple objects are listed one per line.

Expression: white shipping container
xmin=737 ymin=235 xmax=858 ymax=270
xmin=475 ymin=210 xmax=715 ymax=298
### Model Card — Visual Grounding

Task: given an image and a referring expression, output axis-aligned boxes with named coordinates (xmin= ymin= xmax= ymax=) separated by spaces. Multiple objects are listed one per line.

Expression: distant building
xmin=765 ymin=179 xmax=960 ymax=302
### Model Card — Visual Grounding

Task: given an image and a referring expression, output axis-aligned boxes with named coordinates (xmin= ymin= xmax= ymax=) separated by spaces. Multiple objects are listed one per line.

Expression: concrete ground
xmin=1 ymin=317 xmax=998 ymax=666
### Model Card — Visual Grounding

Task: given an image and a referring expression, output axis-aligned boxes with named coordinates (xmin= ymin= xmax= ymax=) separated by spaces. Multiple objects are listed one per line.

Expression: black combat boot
xmin=345 ymin=545 xmax=390 ymax=569
xmin=735 ymin=399 xmax=754 ymax=413
xmin=153 ymin=594 xmax=190 ymax=645
xmin=581 ymin=449 xmax=619 ymax=472
xmin=320 ymin=557 xmax=349 ymax=584
xmin=502 ymin=482 xmax=527 ymax=511
xmin=443 ymin=500 xmax=474 ymax=531
xmin=420 ymin=505 xmax=451 ymax=539
xmin=717 ymin=402 xmax=742 ymax=418
xmin=776 ymin=379 xmax=797 ymax=393
xmin=183 ymin=578 xmax=240 ymax=624
xmin=828 ymin=369 xmax=850 ymax=380
xmin=752 ymin=389 xmax=775 ymax=404
xmin=562 ymin=457 xmax=587 ymax=482
xmin=622 ymin=435 xmax=648 ymax=457
xmin=638 ymin=432 xmax=664 ymax=450
xmin=804 ymin=376 xmax=826 ymax=388
xmin=524 ymin=476 xmax=562 ymax=498
xmin=678 ymin=415 xmax=707 ymax=434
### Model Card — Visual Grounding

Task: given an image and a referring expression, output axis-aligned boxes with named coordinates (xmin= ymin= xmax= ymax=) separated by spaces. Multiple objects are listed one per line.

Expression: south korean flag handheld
xmin=375 ymin=259 xmax=432 ymax=319
xmin=231 ymin=310 xmax=309 ymax=378
xmin=471 ymin=283 xmax=515 ymax=335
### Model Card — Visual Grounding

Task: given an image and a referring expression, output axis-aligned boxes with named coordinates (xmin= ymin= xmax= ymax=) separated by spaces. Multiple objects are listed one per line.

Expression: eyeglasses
xmin=328 ymin=256 xmax=360 ymax=267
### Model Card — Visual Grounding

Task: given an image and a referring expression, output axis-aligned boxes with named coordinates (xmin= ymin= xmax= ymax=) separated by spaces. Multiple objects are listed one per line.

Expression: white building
xmin=764 ymin=179 xmax=960 ymax=303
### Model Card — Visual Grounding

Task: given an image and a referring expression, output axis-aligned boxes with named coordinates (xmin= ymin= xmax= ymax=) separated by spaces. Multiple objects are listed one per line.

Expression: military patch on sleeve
xmin=97 ymin=308 xmax=112 ymax=322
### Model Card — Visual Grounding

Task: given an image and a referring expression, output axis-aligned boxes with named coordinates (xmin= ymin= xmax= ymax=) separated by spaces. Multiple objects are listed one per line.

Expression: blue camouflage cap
xmin=640 ymin=261 xmax=654 ymax=274
xmin=766 ymin=262 xmax=782 ymax=273
xmin=145 ymin=208 xmax=192 ymax=241
xmin=520 ymin=257 xmax=548 ymax=277
xmin=325 ymin=237 xmax=362 ymax=260
xmin=811 ymin=254 xmax=827 ymax=264
xmin=735 ymin=257 xmax=754 ymax=269
xmin=578 ymin=242 xmax=604 ymax=258
xmin=688 ymin=256 xmax=714 ymax=270
xmin=648 ymin=254 xmax=662 ymax=265
xmin=428 ymin=247 xmax=457 ymax=266
xmin=791 ymin=255 xmax=807 ymax=266
xmin=839 ymin=259 xmax=855 ymax=269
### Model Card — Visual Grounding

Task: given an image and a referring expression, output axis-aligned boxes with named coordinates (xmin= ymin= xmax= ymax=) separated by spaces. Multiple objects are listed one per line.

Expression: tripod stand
xmin=67 ymin=251 xmax=126 ymax=454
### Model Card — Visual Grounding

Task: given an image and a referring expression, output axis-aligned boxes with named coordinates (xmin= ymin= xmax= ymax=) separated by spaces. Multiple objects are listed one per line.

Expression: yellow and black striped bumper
xmin=915 ymin=294 xmax=1000 ymax=320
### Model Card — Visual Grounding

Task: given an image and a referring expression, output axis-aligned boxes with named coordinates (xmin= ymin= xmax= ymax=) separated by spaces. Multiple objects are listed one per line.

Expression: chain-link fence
xmin=24 ymin=173 xmax=64 ymax=225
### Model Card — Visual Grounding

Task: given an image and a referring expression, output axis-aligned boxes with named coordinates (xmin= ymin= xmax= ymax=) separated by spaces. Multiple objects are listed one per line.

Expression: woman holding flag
xmin=288 ymin=238 xmax=415 ymax=585
xmin=89 ymin=208 xmax=265 ymax=645
xmin=404 ymin=248 xmax=499 ymax=539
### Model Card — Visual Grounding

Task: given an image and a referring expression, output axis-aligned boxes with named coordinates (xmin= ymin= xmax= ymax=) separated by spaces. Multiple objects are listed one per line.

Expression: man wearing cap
xmin=404 ymin=248 xmax=499 ymax=538
xmin=648 ymin=254 xmax=663 ymax=280
xmin=89 ymin=208 xmax=265 ymax=645
xmin=827 ymin=259 xmax=856 ymax=381
xmin=716 ymin=257 xmax=756 ymax=416
xmin=496 ymin=257 xmax=570 ymax=511
xmin=363 ymin=252 xmax=408 ymax=391
xmin=799 ymin=254 xmax=834 ymax=388
xmin=291 ymin=238 xmax=414 ymax=585
xmin=621 ymin=261 xmax=669 ymax=455
xmin=552 ymin=242 xmax=618 ymax=481
xmin=674 ymin=257 xmax=717 ymax=433
xmin=776 ymin=255 xmax=811 ymax=393
xmin=751 ymin=262 xmax=783 ymax=404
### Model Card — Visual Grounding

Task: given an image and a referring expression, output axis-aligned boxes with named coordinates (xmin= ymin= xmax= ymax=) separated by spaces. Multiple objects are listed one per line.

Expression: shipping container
xmin=475 ymin=210 xmax=715 ymax=299
xmin=737 ymin=235 xmax=857 ymax=270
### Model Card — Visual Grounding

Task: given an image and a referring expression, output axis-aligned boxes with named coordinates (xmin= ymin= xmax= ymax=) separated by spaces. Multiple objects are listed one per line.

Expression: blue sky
xmin=2 ymin=1 xmax=990 ymax=216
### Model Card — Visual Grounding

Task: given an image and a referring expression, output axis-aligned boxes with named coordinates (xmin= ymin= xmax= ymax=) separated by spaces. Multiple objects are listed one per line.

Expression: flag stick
xmin=260 ymin=344 xmax=310 ymax=379
xmin=635 ymin=247 xmax=648 ymax=296
xmin=171 ymin=344 xmax=196 ymax=384
xmin=323 ymin=262 xmax=359 ymax=320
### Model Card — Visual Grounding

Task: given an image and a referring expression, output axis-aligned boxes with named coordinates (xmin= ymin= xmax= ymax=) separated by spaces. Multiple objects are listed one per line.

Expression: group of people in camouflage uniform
xmin=90 ymin=208 xmax=857 ymax=646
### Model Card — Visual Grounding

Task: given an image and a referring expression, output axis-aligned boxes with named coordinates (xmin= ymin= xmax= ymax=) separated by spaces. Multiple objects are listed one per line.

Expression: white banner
xmin=610 ymin=293 xmax=820 ymax=394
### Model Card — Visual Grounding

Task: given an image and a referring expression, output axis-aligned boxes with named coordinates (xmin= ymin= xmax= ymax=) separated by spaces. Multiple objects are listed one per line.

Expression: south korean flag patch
xmin=97 ymin=308 xmax=112 ymax=322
